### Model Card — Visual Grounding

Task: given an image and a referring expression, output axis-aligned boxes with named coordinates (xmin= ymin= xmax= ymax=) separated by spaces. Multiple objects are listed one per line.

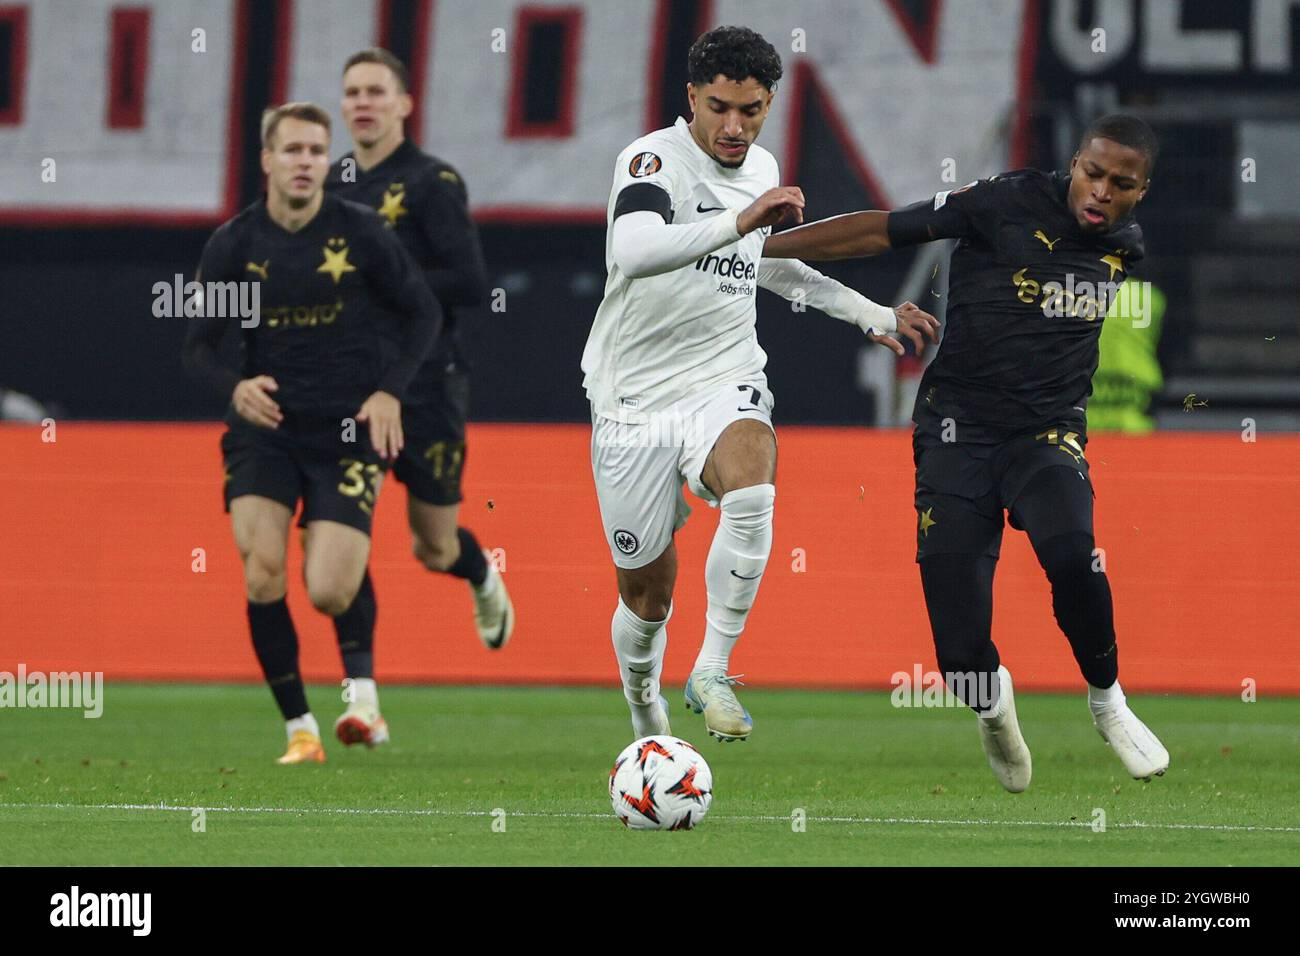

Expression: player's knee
xmin=243 ymin=550 xmax=287 ymax=602
xmin=307 ymin=578 xmax=356 ymax=617
xmin=1036 ymin=531 xmax=1099 ymax=583
xmin=412 ymin=532 xmax=458 ymax=572
xmin=624 ymin=593 xmax=671 ymax=622
xmin=619 ymin=575 xmax=673 ymax=621
xmin=719 ymin=482 xmax=776 ymax=539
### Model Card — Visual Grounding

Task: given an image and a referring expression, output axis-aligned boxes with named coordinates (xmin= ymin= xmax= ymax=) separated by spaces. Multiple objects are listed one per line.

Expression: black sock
xmin=920 ymin=553 xmax=1001 ymax=714
xmin=247 ymin=598 xmax=308 ymax=720
xmin=444 ymin=527 xmax=488 ymax=587
xmin=333 ymin=571 xmax=376 ymax=679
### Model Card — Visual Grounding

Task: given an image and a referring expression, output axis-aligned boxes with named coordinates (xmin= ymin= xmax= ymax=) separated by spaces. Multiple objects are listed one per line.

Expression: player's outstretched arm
xmin=761 ymin=210 xmax=892 ymax=260
xmin=756 ymin=257 xmax=940 ymax=355
xmin=765 ymin=179 xmax=993 ymax=261
xmin=611 ymin=186 xmax=804 ymax=279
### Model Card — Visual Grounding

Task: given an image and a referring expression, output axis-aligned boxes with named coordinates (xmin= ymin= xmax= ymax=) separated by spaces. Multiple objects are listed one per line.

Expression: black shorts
xmin=391 ymin=367 xmax=470 ymax=506
xmin=913 ymin=424 xmax=1094 ymax=561
xmin=220 ymin=410 xmax=388 ymax=535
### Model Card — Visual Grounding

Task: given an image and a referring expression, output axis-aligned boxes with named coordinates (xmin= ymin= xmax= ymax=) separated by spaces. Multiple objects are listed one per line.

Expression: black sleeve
xmin=886 ymin=179 xmax=997 ymax=248
xmin=360 ymin=213 xmax=443 ymax=399
xmin=613 ymin=182 xmax=673 ymax=222
xmin=415 ymin=168 xmax=489 ymax=307
xmin=181 ymin=226 xmax=243 ymax=401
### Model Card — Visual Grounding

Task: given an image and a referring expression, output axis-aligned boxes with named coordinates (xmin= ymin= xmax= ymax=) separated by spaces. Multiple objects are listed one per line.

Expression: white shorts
xmin=590 ymin=379 xmax=776 ymax=569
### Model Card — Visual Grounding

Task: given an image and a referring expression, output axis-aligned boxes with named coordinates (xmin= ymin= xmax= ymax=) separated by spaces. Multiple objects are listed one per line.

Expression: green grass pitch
xmin=1 ymin=684 xmax=1296 ymax=866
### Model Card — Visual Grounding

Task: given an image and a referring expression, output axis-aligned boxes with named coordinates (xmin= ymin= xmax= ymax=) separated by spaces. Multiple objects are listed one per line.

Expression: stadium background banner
xmin=3 ymin=423 xmax=1298 ymax=695
xmin=1 ymin=1 xmax=1298 ymax=696
xmin=0 ymin=0 xmax=1037 ymax=423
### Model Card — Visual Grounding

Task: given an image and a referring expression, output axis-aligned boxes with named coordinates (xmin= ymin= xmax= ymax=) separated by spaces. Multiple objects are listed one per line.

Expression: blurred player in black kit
xmin=183 ymin=102 xmax=442 ymax=763
xmin=326 ymin=49 xmax=515 ymax=721
xmin=764 ymin=115 xmax=1170 ymax=791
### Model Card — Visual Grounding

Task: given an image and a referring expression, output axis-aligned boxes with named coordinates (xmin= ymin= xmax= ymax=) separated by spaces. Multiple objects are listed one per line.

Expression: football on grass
xmin=609 ymin=735 xmax=713 ymax=830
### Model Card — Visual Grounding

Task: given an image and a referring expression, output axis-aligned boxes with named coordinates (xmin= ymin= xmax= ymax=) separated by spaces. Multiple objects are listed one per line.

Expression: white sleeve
xmin=757 ymin=257 xmax=897 ymax=333
xmin=611 ymin=208 xmax=743 ymax=279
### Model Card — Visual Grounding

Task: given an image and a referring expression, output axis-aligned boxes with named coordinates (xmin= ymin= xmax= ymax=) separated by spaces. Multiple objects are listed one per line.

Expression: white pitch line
xmin=2 ymin=801 xmax=1298 ymax=833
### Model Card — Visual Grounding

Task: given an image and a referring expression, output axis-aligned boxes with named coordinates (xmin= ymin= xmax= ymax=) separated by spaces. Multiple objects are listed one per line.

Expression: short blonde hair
xmin=261 ymin=102 xmax=331 ymax=149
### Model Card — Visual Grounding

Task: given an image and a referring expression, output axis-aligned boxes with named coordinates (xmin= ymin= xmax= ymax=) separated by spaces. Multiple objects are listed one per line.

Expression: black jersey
xmin=887 ymin=169 xmax=1145 ymax=443
xmin=182 ymin=194 xmax=442 ymax=417
xmin=326 ymin=140 xmax=488 ymax=402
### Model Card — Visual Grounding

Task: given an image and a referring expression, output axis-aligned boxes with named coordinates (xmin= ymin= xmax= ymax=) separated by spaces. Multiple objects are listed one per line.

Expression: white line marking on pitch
xmin=2 ymin=802 xmax=1298 ymax=833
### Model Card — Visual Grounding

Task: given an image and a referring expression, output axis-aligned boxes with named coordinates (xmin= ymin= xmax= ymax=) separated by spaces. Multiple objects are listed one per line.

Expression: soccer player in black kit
xmin=325 ymin=49 xmax=515 ymax=735
xmin=764 ymin=115 xmax=1170 ymax=790
xmin=183 ymin=103 xmax=442 ymax=764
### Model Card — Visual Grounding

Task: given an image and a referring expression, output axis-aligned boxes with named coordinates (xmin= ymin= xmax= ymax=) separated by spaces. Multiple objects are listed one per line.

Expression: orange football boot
xmin=276 ymin=730 xmax=326 ymax=765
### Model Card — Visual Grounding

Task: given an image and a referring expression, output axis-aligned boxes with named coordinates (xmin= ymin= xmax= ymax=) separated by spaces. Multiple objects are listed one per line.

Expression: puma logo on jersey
xmin=245 ymin=260 xmax=270 ymax=280
xmin=1033 ymin=230 xmax=1060 ymax=251
xmin=629 ymin=152 xmax=662 ymax=178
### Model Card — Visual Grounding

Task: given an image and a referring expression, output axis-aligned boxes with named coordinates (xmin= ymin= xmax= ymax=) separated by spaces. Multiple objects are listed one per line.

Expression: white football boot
xmin=684 ymin=670 xmax=752 ymax=742
xmin=977 ymin=666 xmax=1032 ymax=793
xmin=1092 ymin=697 xmax=1170 ymax=781
xmin=472 ymin=557 xmax=515 ymax=650
xmin=334 ymin=705 xmax=390 ymax=748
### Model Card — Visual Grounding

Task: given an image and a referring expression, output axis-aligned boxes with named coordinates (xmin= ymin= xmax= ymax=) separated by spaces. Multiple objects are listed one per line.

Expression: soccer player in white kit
xmin=583 ymin=27 xmax=939 ymax=741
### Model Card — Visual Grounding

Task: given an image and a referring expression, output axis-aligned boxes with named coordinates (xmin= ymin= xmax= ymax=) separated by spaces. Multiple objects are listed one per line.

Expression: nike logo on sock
xmin=730 ymin=570 xmax=763 ymax=580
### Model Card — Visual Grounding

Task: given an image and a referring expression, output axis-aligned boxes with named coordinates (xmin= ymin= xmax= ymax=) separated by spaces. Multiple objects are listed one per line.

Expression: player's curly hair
xmin=687 ymin=25 xmax=783 ymax=91
xmin=1080 ymin=114 xmax=1159 ymax=176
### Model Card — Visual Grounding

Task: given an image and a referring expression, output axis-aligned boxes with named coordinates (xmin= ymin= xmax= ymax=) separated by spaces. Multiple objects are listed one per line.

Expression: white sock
xmin=286 ymin=712 xmax=319 ymax=740
xmin=611 ymin=597 xmax=670 ymax=736
xmin=350 ymin=677 xmax=378 ymax=711
xmin=1089 ymin=680 xmax=1126 ymax=715
xmin=694 ymin=483 xmax=775 ymax=674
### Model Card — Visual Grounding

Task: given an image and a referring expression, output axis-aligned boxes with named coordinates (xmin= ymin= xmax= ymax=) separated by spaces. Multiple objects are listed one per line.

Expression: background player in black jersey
xmin=764 ymin=115 xmax=1170 ymax=790
xmin=183 ymin=103 xmax=442 ymax=764
xmin=326 ymin=48 xmax=515 ymax=688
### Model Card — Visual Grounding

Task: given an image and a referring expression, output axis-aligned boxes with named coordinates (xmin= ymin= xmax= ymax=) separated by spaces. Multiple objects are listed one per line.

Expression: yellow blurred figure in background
xmin=1089 ymin=278 xmax=1166 ymax=433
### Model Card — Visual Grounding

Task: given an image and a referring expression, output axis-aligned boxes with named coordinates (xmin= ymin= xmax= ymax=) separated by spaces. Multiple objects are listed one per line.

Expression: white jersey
xmin=581 ymin=117 xmax=778 ymax=422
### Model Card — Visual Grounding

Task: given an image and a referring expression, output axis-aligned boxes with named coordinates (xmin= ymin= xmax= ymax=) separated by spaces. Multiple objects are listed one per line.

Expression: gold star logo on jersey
xmin=918 ymin=507 xmax=937 ymax=537
xmin=1100 ymin=251 xmax=1126 ymax=281
xmin=245 ymin=259 xmax=270 ymax=280
xmin=377 ymin=184 xmax=408 ymax=227
xmin=318 ymin=237 xmax=356 ymax=284
xmin=1033 ymin=229 xmax=1060 ymax=252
